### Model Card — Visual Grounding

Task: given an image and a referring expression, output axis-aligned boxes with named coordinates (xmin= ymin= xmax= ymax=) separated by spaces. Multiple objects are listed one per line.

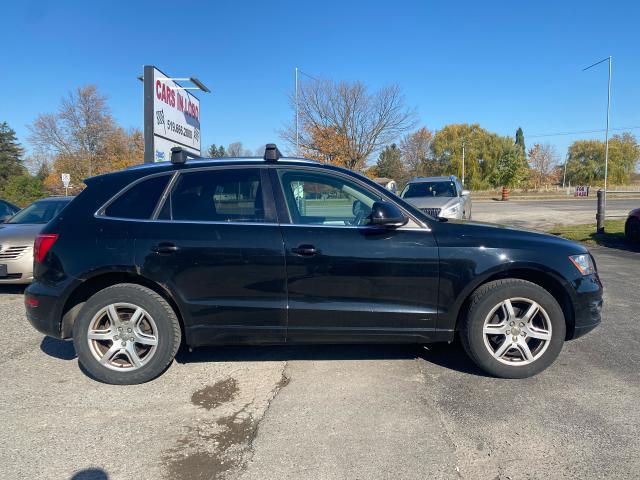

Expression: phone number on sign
xmin=167 ymin=120 xmax=193 ymax=140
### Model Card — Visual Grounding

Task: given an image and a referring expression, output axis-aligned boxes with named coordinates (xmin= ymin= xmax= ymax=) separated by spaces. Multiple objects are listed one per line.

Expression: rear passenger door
xmin=132 ymin=167 xmax=287 ymax=347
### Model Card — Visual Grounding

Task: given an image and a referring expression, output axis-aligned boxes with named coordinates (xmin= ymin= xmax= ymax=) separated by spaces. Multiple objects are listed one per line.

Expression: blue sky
xmin=1 ymin=0 xmax=639 ymax=163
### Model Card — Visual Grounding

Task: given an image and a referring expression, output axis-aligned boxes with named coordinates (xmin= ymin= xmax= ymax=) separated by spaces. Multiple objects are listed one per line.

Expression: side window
xmin=0 ymin=202 xmax=12 ymax=217
xmin=277 ymin=169 xmax=381 ymax=226
xmin=159 ymin=168 xmax=266 ymax=223
xmin=104 ymin=174 xmax=171 ymax=219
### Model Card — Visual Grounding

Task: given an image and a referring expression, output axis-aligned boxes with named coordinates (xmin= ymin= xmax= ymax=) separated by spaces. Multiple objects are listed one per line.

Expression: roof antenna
xmin=263 ymin=143 xmax=282 ymax=162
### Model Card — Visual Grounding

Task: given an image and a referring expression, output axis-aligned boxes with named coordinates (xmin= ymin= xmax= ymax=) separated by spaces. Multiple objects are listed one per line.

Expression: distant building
xmin=373 ymin=177 xmax=397 ymax=194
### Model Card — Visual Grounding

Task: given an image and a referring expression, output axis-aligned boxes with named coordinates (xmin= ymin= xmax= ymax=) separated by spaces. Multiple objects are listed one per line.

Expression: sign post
xmin=61 ymin=173 xmax=70 ymax=196
xmin=143 ymin=66 xmax=208 ymax=163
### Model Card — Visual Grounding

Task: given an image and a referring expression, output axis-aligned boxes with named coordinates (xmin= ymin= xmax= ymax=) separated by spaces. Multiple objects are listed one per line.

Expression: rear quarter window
xmin=104 ymin=174 xmax=171 ymax=219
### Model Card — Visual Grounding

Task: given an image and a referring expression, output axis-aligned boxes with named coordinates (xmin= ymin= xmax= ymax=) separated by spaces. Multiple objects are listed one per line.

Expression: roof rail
xmin=263 ymin=143 xmax=282 ymax=162
xmin=171 ymin=146 xmax=199 ymax=164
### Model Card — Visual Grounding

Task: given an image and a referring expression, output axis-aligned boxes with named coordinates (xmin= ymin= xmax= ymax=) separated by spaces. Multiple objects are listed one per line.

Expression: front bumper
xmin=569 ymin=273 xmax=603 ymax=339
xmin=0 ymin=252 xmax=33 ymax=284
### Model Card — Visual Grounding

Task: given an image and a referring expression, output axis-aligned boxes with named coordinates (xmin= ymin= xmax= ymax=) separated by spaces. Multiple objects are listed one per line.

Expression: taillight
xmin=34 ymin=234 xmax=59 ymax=263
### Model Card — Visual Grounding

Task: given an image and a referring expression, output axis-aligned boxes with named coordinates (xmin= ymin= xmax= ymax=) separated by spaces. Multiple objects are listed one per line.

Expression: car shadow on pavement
xmin=0 ymin=285 xmax=26 ymax=295
xmin=40 ymin=336 xmax=76 ymax=360
xmin=176 ymin=342 xmax=490 ymax=377
xmin=70 ymin=468 xmax=108 ymax=479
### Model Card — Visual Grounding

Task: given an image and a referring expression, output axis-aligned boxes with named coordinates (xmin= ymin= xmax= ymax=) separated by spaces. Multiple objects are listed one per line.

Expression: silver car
xmin=0 ymin=196 xmax=73 ymax=284
xmin=400 ymin=175 xmax=471 ymax=220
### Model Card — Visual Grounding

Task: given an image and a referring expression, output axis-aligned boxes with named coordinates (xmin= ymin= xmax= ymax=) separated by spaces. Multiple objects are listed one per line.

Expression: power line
xmin=527 ymin=125 xmax=640 ymax=139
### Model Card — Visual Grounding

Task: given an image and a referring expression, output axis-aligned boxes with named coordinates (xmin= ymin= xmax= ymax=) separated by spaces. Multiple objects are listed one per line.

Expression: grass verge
xmin=548 ymin=219 xmax=628 ymax=247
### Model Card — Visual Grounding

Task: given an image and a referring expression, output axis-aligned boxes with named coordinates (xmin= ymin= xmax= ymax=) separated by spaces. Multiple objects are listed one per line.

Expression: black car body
xmin=25 ymin=150 xmax=603 ymax=383
xmin=0 ymin=199 xmax=20 ymax=222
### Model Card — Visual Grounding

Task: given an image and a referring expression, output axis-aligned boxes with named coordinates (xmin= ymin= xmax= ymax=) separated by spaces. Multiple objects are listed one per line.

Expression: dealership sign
xmin=143 ymin=66 xmax=202 ymax=163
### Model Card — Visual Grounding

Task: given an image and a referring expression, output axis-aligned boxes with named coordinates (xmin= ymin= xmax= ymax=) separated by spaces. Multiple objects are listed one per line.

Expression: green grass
xmin=548 ymin=219 xmax=627 ymax=247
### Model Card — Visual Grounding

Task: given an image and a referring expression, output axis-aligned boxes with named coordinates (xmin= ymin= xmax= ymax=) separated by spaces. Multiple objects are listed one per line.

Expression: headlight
xmin=442 ymin=204 xmax=460 ymax=216
xmin=569 ymin=254 xmax=595 ymax=275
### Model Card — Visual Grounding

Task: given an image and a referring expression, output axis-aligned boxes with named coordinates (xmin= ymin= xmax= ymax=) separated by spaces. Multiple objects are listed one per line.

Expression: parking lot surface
xmin=1 ymin=200 xmax=639 ymax=480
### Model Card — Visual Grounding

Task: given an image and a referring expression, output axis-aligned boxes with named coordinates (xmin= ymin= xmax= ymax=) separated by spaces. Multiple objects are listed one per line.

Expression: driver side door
xmin=272 ymin=167 xmax=440 ymax=343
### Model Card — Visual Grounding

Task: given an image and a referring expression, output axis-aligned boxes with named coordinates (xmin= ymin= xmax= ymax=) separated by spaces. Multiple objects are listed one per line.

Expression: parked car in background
xmin=0 ymin=196 xmax=73 ymax=284
xmin=625 ymin=208 xmax=640 ymax=243
xmin=0 ymin=199 xmax=20 ymax=223
xmin=400 ymin=175 xmax=471 ymax=219
xmin=25 ymin=146 xmax=602 ymax=385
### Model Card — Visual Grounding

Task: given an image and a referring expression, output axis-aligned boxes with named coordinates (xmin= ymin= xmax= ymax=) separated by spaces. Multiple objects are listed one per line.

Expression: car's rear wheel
xmin=460 ymin=279 xmax=565 ymax=378
xmin=73 ymin=283 xmax=181 ymax=385
xmin=625 ymin=217 xmax=640 ymax=243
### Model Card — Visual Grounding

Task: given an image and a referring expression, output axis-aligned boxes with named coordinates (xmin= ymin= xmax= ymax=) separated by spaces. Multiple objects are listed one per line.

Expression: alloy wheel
xmin=86 ymin=303 xmax=159 ymax=371
xmin=482 ymin=297 xmax=552 ymax=366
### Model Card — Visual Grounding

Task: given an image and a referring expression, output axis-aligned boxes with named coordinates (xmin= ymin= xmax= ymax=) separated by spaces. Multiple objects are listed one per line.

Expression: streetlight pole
xmin=583 ymin=56 xmax=612 ymax=217
xmin=295 ymin=67 xmax=299 ymax=155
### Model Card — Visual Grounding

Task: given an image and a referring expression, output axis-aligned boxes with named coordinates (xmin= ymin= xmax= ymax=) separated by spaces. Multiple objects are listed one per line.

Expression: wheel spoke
xmin=124 ymin=343 xmax=143 ymax=368
xmin=106 ymin=305 xmax=121 ymax=327
xmin=87 ymin=329 xmax=113 ymax=341
xmin=133 ymin=326 xmax=158 ymax=346
xmin=99 ymin=344 xmax=122 ymax=365
xmin=493 ymin=338 xmax=514 ymax=358
xmin=483 ymin=321 xmax=508 ymax=335
xmin=522 ymin=302 xmax=540 ymax=323
xmin=515 ymin=339 xmax=534 ymax=361
xmin=527 ymin=325 xmax=551 ymax=341
xmin=130 ymin=307 xmax=144 ymax=326
xmin=503 ymin=299 xmax=515 ymax=320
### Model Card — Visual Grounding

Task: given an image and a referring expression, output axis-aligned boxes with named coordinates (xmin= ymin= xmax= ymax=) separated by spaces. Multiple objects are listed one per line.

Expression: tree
xmin=207 ymin=144 xmax=226 ymax=158
xmin=375 ymin=144 xmax=405 ymax=183
xmin=0 ymin=122 xmax=26 ymax=189
xmin=566 ymin=133 xmax=639 ymax=185
xmin=0 ymin=175 xmax=47 ymax=207
xmin=491 ymin=137 xmax=528 ymax=188
xmin=528 ymin=143 xmax=557 ymax=188
xmin=399 ymin=127 xmax=437 ymax=176
xmin=227 ymin=141 xmax=252 ymax=157
xmin=282 ymin=78 xmax=416 ymax=170
xmin=515 ymin=127 xmax=526 ymax=158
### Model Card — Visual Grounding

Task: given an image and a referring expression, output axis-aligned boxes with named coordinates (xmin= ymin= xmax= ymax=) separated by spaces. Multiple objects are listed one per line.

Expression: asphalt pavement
xmin=1 ymin=199 xmax=639 ymax=480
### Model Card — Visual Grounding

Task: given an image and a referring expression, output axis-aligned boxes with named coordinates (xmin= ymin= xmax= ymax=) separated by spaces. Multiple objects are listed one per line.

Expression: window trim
xmin=94 ymin=165 xmax=278 ymax=225
xmin=270 ymin=165 xmax=429 ymax=230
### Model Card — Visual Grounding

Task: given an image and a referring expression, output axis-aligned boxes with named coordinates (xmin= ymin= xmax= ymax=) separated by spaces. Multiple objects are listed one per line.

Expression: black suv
xmin=25 ymin=145 xmax=603 ymax=384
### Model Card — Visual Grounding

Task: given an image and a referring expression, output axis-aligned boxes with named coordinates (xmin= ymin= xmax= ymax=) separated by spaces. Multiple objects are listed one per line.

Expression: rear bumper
xmin=25 ymin=279 xmax=75 ymax=339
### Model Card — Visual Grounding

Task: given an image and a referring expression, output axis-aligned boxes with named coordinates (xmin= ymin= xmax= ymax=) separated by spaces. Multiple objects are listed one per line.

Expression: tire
xmin=460 ymin=279 xmax=565 ymax=379
xmin=625 ymin=217 xmax=640 ymax=243
xmin=73 ymin=283 xmax=181 ymax=385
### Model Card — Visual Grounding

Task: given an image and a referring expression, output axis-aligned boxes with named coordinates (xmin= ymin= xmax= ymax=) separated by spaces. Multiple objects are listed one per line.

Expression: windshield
xmin=7 ymin=199 xmax=70 ymax=224
xmin=402 ymin=181 xmax=457 ymax=198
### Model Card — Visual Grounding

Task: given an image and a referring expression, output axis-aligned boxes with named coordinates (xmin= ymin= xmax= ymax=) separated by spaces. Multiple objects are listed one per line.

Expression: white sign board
xmin=61 ymin=173 xmax=70 ymax=188
xmin=575 ymin=186 xmax=590 ymax=197
xmin=152 ymin=67 xmax=201 ymax=162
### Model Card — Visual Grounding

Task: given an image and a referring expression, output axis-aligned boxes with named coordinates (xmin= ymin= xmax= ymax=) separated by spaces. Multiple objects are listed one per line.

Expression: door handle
xmin=151 ymin=243 xmax=179 ymax=254
xmin=291 ymin=244 xmax=318 ymax=256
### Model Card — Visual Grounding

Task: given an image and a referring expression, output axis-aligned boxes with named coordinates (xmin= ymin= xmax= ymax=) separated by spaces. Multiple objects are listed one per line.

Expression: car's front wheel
xmin=73 ymin=283 xmax=181 ymax=385
xmin=460 ymin=279 xmax=566 ymax=378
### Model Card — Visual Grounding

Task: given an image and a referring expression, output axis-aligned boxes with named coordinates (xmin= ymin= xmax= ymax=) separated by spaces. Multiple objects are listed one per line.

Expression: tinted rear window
xmin=104 ymin=174 xmax=170 ymax=219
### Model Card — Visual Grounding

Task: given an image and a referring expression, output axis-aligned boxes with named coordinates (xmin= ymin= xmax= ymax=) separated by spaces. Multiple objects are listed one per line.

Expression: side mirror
xmin=461 ymin=190 xmax=470 ymax=197
xmin=369 ymin=201 xmax=408 ymax=228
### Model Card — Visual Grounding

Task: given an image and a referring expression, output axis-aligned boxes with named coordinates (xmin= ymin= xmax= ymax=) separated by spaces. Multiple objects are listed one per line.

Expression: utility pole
xmin=461 ymin=141 xmax=465 ymax=186
xmin=562 ymin=154 xmax=568 ymax=189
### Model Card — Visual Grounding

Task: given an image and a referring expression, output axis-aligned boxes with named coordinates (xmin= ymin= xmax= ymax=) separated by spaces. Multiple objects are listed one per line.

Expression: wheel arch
xmin=60 ymin=270 xmax=187 ymax=342
xmin=453 ymin=267 xmax=576 ymax=340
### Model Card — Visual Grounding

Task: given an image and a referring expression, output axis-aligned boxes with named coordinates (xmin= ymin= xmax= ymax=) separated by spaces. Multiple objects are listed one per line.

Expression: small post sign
xmin=61 ymin=173 xmax=71 ymax=195
xmin=575 ymin=186 xmax=590 ymax=197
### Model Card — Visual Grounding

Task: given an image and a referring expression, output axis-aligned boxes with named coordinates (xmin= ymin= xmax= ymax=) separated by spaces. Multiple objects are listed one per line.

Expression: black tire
xmin=625 ymin=217 xmax=640 ymax=243
xmin=73 ymin=283 xmax=181 ymax=385
xmin=460 ymin=279 xmax=566 ymax=379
